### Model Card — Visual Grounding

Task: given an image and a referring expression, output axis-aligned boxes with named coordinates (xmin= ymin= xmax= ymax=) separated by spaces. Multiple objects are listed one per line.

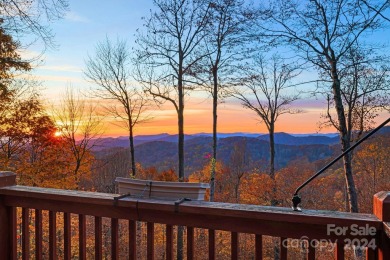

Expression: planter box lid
xmin=115 ymin=177 xmax=210 ymax=200
xmin=115 ymin=177 xmax=210 ymax=188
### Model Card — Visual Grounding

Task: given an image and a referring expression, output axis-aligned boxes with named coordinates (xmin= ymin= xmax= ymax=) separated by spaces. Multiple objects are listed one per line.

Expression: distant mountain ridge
xmin=257 ymin=132 xmax=339 ymax=146
xmin=92 ymin=126 xmax=389 ymax=177
xmin=93 ymin=126 xmax=390 ymax=150
xmin=94 ymin=131 xmax=343 ymax=150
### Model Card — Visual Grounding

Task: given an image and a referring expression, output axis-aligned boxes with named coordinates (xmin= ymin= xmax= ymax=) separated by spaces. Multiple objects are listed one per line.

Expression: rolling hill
xmin=93 ymin=127 xmax=390 ymax=176
xmin=95 ymin=136 xmax=337 ymax=176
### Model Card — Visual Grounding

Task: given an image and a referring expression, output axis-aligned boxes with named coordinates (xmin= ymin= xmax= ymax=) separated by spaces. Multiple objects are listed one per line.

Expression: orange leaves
xmin=353 ymin=134 xmax=390 ymax=213
xmin=136 ymin=164 xmax=179 ymax=182
xmin=156 ymin=169 xmax=179 ymax=182
xmin=189 ymin=160 xmax=232 ymax=202
xmin=240 ymin=173 xmax=274 ymax=205
xmin=0 ymin=93 xmax=93 ymax=190
xmin=15 ymin=138 xmax=79 ymax=189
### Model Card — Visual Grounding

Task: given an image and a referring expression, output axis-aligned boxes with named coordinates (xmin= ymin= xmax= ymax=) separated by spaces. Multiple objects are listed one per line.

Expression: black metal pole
xmin=292 ymin=117 xmax=390 ymax=211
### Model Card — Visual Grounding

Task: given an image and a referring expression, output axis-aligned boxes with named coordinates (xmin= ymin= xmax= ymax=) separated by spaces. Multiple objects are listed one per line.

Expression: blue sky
xmin=29 ymin=0 xmax=154 ymax=98
xmin=22 ymin=0 xmax=390 ymax=136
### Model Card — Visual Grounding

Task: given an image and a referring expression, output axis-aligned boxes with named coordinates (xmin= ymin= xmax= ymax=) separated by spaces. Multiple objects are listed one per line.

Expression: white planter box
xmin=115 ymin=177 xmax=210 ymax=201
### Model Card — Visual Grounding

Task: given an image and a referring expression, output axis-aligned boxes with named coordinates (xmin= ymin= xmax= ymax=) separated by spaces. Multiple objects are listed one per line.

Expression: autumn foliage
xmin=2 ymin=27 xmax=389 ymax=256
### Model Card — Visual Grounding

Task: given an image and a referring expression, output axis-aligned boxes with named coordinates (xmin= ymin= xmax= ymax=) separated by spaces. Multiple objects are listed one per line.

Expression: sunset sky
xmin=23 ymin=0 xmax=389 ymax=137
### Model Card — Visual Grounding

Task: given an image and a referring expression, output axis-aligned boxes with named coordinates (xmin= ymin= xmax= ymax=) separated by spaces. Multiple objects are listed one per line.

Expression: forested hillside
xmin=93 ymin=136 xmax=337 ymax=176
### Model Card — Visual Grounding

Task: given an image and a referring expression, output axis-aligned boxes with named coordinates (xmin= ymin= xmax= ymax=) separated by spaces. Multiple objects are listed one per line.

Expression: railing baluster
xmin=208 ymin=229 xmax=215 ymax=260
xmin=165 ymin=225 xmax=173 ymax=260
xmin=307 ymin=240 xmax=315 ymax=260
xmin=10 ymin=207 xmax=17 ymax=260
xmin=111 ymin=218 xmax=119 ymax=260
xmin=255 ymin=235 xmax=262 ymax=260
xmin=35 ymin=209 xmax=42 ymax=260
xmin=79 ymin=214 xmax=86 ymax=260
xmin=22 ymin=208 xmax=30 ymax=260
xmin=231 ymin=232 xmax=238 ymax=260
xmin=374 ymin=192 xmax=390 ymax=259
xmin=334 ymin=241 xmax=344 ymax=260
xmin=366 ymin=246 xmax=376 ymax=260
xmin=0 ymin=173 xmax=16 ymax=260
xmin=95 ymin=216 xmax=102 ymax=260
xmin=147 ymin=222 xmax=154 ymax=260
xmin=0 ymin=206 xmax=16 ymax=260
xmin=64 ymin=213 xmax=71 ymax=260
xmin=128 ymin=220 xmax=136 ymax=260
xmin=49 ymin=211 xmax=57 ymax=260
xmin=280 ymin=237 xmax=287 ymax=260
xmin=187 ymin=227 xmax=194 ymax=260
xmin=1 ymin=180 xmax=388 ymax=260
xmin=378 ymin=229 xmax=390 ymax=260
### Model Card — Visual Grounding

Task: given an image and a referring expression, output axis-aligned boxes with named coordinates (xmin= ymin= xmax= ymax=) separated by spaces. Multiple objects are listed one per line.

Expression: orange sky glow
xmin=98 ymin=100 xmax=341 ymax=137
xmin=26 ymin=0 xmax=388 ymax=138
xmin=47 ymin=92 xmax=389 ymax=138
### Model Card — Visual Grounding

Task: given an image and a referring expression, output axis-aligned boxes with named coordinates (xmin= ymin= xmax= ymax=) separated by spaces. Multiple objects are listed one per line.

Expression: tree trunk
xmin=178 ymin=59 xmax=185 ymax=182
xmin=235 ymin=181 xmax=240 ymax=203
xmin=342 ymin=148 xmax=358 ymax=212
xmin=177 ymin=225 xmax=184 ymax=260
xmin=269 ymin=124 xmax=275 ymax=179
xmin=269 ymin=124 xmax=278 ymax=207
xmin=210 ymin=67 xmax=218 ymax=202
xmin=177 ymin=60 xmax=185 ymax=260
xmin=129 ymin=125 xmax=136 ymax=177
xmin=178 ymin=100 xmax=185 ymax=182
xmin=177 ymin=115 xmax=185 ymax=259
xmin=331 ymin=67 xmax=359 ymax=213
xmin=74 ymin=160 xmax=81 ymax=190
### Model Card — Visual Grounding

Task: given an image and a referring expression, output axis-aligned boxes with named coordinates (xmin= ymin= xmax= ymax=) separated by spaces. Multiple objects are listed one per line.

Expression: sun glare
xmin=54 ymin=131 xmax=62 ymax=137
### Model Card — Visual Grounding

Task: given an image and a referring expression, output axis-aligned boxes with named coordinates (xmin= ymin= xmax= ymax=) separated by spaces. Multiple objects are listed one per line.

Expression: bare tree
xmin=229 ymin=139 xmax=249 ymax=203
xmin=85 ymin=38 xmax=150 ymax=177
xmin=135 ymin=2 xmax=212 ymax=259
xmin=320 ymin=46 xmax=390 ymax=141
xmin=0 ymin=0 xmax=68 ymax=48
xmin=260 ymin=0 xmax=390 ymax=212
xmin=194 ymin=0 xmax=256 ymax=201
xmin=233 ymin=55 xmax=301 ymax=179
xmin=135 ymin=0 xmax=212 ymax=181
xmin=52 ymin=87 xmax=103 ymax=189
xmin=92 ymin=150 xmax=132 ymax=193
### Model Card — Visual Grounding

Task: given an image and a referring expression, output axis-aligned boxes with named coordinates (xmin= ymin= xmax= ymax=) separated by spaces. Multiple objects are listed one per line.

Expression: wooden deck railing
xmin=0 ymin=171 xmax=389 ymax=259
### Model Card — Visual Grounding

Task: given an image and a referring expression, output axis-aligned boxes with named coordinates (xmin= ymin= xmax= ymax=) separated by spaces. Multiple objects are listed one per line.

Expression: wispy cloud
xmin=18 ymin=49 xmax=45 ymax=60
xmin=40 ymin=65 xmax=82 ymax=73
xmin=65 ymin=11 xmax=91 ymax=23
xmin=34 ymin=74 xmax=85 ymax=84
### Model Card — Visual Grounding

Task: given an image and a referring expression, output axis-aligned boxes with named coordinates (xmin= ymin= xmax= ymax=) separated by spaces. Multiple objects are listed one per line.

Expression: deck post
xmin=373 ymin=191 xmax=390 ymax=260
xmin=0 ymin=172 xmax=17 ymax=259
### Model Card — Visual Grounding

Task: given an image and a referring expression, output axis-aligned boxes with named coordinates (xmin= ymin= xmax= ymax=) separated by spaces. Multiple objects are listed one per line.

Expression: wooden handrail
xmin=1 ymin=173 xmax=390 ymax=259
xmin=0 ymin=185 xmax=382 ymax=240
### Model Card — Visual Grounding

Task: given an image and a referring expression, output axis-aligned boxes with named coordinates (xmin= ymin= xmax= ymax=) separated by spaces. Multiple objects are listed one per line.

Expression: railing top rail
xmin=0 ymin=185 xmax=382 ymax=240
xmin=384 ymin=222 xmax=390 ymax=238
